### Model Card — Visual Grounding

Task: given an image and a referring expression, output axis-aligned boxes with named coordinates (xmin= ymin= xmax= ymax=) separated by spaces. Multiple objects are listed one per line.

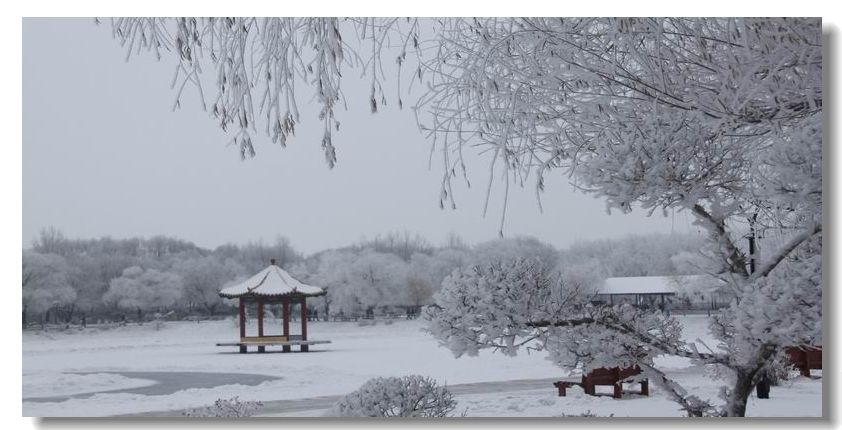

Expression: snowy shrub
xmin=326 ymin=375 xmax=456 ymax=417
xmin=183 ymin=397 xmax=263 ymax=418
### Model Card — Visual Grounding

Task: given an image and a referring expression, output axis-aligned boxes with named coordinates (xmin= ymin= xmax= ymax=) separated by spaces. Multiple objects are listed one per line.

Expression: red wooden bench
xmin=785 ymin=345 xmax=822 ymax=377
xmin=554 ymin=365 xmax=649 ymax=399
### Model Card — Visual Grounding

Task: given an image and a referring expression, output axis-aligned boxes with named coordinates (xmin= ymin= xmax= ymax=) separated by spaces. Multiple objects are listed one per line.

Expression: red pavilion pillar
xmin=238 ymin=297 xmax=247 ymax=354
xmin=282 ymin=298 xmax=291 ymax=352
xmin=300 ymin=297 xmax=309 ymax=352
xmin=257 ymin=298 xmax=265 ymax=353
xmin=301 ymin=298 xmax=308 ymax=339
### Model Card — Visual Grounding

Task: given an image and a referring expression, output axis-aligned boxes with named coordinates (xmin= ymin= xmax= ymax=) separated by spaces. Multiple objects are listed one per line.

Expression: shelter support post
xmin=238 ymin=297 xmax=247 ymax=353
xmin=282 ymin=298 xmax=291 ymax=352
xmin=257 ymin=298 xmax=265 ymax=353
xmin=301 ymin=297 xmax=308 ymax=352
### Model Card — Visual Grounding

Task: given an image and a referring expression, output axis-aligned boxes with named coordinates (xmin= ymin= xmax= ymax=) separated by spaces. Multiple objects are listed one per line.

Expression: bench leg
xmin=641 ymin=380 xmax=649 ymax=396
xmin=282 ymin=345 xmax=291 ymax=353
xmin=258 ymin=345 xmax=266 ymax=353
xmin=300 ymin=344 xmax=309 ymax=352
xmin=756 ymin=373 xmax=770 ymax=399
xmin=239 ymin=345 xmax=247 ymax=354
xmin=613 ymin=383 xmax=622 ymax=399
xmin=583 ymin=377 xmax=594 ymax=396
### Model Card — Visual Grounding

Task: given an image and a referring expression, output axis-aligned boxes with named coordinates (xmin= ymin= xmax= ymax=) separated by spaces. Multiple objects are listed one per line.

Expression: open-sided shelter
xmin=595 ymin=275 xmax=730 ymax=310
xmin=216 ymin=259 xmax=330 ymax=353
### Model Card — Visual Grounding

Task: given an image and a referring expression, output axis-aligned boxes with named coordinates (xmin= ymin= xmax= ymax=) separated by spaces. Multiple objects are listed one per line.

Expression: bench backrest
xmin=240 ymin=335 xmax=288 ymax=343
xmin=587 ymin=366 xmax=641 ymax=384
xmin=785 ymin=345 xmax=822 ymax=369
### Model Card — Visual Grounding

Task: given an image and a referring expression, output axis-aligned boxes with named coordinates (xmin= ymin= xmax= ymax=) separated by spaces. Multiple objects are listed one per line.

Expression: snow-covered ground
xmin=22 ymin=315 xmax=822 ymax=417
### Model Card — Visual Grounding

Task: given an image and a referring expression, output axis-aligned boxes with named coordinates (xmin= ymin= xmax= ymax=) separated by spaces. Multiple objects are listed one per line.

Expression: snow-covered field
xmin=22 ymin=315 xmax=822 ymax=417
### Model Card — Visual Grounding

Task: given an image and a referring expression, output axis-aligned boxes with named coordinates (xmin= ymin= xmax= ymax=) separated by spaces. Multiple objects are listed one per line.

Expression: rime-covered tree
xmin=420 ymin=17 xmax=822 ymax=417
xmin=471 ymin=236 xmax=560 ymax=269
xmin=343 ymin=250 xmax=408 ymax=312
xmin=22 ymin=251 xmax=78 ymax=326
xmin=560 ymin=234 xmax=708 ymax=278
xmin=172 ymin=256 xmax=245 ymax=316
xmin=425 ymin=258 xmax=719 ymax=416
xmin=356 ymin=231 xmax=434 ymax=262
xmin=103 ymin=266 xmax=184 ymax=322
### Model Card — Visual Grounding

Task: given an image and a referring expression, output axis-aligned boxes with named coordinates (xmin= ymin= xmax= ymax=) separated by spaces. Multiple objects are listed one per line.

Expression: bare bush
xmin=183 ymin=396 xmax=263 ymax=418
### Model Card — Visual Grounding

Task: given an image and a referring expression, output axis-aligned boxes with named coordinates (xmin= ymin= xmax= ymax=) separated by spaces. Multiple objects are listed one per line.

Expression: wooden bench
xmin=554 ymin=366 xmax=649 ymax=399
xmin=217 ymin=335 xmax=331 ymax=353
xmin=785 ymin=345 xmax=822 ymax=377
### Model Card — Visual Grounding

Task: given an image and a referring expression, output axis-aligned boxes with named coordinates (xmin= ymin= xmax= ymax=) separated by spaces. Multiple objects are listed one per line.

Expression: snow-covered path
xmin=120 ymin=377 xmax=561 ymax=417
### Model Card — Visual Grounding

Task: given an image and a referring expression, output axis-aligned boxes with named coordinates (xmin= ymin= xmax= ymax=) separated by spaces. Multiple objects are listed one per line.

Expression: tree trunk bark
xmin=725 ymin=370 xmax=754 ymax=417
xmin=726 ymin=345 xmax=777 ymax=417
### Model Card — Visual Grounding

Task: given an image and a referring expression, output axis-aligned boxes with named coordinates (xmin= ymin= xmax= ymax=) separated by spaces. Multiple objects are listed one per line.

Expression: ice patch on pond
xmin=23 ymin=372 xmax=156 ymax=398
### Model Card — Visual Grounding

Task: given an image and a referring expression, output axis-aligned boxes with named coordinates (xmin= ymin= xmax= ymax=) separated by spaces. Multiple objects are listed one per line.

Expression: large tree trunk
xmin=725 ymin=370 xmax=755 ymax=417
xmin=725 ymin=345 xmax=778 ymax=417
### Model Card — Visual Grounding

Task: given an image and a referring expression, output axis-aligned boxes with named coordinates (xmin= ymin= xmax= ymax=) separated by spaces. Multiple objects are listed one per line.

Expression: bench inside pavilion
xmin=216 ymin=259 xmax=331 ymax=353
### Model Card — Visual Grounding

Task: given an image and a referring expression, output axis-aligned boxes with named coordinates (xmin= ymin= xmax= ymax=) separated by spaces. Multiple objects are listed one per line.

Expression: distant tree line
xmin=22 ymin=226 xmax=705 ymax=328
xmin=22 ymin=227 xmax=301 ymax=327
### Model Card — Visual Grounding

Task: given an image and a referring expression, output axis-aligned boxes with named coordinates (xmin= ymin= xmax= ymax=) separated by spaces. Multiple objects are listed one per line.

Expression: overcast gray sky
xmin=22 ymin=18 xmax=700 ymax=255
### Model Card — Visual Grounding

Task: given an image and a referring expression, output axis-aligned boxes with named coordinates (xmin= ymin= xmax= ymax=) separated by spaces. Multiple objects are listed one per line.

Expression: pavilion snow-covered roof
xmin=596 ymin=275 xmax=724 ymax=296
xmin=219 ymin=263 xmax=325 ymax=298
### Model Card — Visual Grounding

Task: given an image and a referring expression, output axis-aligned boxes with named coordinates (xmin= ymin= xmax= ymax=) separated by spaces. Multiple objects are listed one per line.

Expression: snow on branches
xmin=326 ymin=375 xmax=456 ymax=417
xmin=418 ymin=18 xmax=821 ymax=417
xmin=419 ymin=18 xmax=821 ymax=218
xmin=423 ymin=258 xmax=719 ymax=416
xmin=108 ymin=17 xmax=422 ymax=165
